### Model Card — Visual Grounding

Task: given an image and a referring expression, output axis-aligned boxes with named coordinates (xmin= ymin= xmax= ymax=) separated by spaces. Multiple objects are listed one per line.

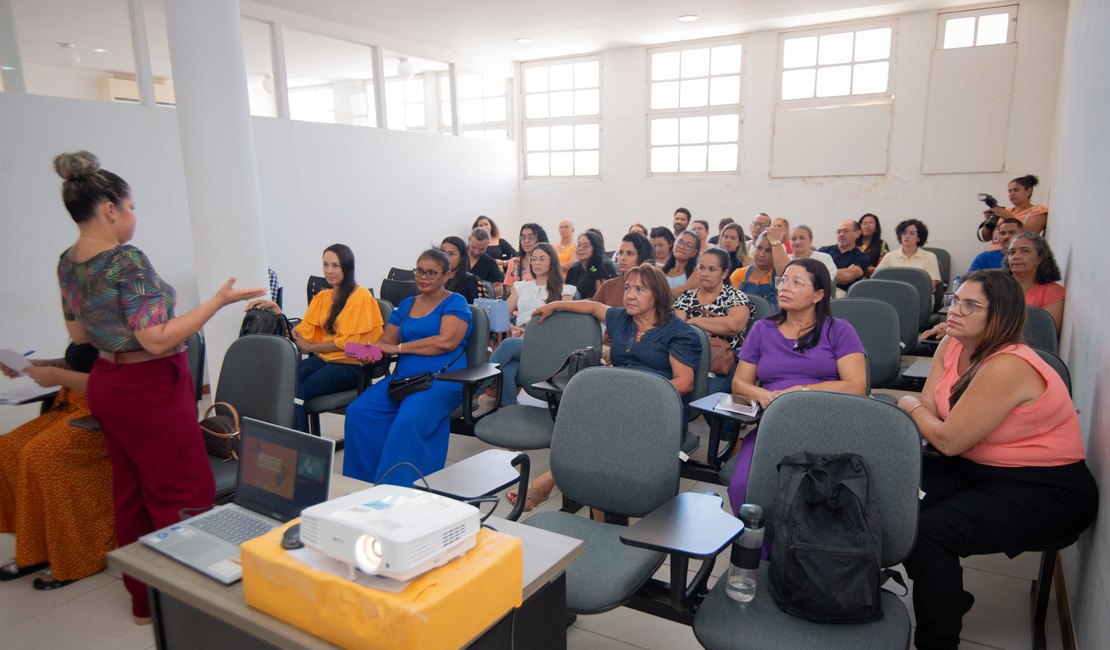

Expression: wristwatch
xmin=769 ymin=239 xmax=782 ymax=247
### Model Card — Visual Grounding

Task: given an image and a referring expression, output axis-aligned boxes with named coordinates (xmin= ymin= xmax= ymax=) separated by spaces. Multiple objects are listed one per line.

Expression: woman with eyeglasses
xmin=565 ymin=231 xmax=617 ymax=300
xmin=726 ymin=258 xmax=867 ymax=509
xmin=504 ymin=223 xmax=549 ymax=290
xmin=875 ymin=218 xmax=941 ymax=291
xmin=486 ymin=243 xmax=576 ymax=407
xmin=247 ymin=244 xmax=384 ymax=432
xmin=344 ymin=248 xmax=472 ymax=487
xmin=663 ymin=230 xmax=701 ymax=297
xmin=728 ymin=232 xmax=790 ymax=313
xmin=440 ymin=236 xmax=491 ymax=304
xmin=897 ymin=270 xmax=1095 ymax=650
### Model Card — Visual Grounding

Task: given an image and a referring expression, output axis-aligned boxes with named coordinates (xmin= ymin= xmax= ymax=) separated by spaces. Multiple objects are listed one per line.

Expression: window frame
xmin=936 ymin=4 xmax=1018 ymax=50
xmin=454 ymin=69 xmax=512 ymax=141
xmin=776 ymin=19 xmax=898 ymax=107
xmin=520 ymin=53 xmax=603 ymax=180
xmin=646 ymin=36 xmax=744 ymax=176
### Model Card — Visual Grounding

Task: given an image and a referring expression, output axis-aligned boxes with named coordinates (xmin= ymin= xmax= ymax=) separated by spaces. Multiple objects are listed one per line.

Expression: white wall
xmin=1049 ymin=0 xmax=1110 ymax=645
xmin=519 ymin=0 xmax=1066 ymax=275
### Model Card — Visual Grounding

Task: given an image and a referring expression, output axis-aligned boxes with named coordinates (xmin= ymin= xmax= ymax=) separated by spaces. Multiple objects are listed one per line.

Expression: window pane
xmin=651 ymin=81 xmax=680 ymax=109
xmin=486 ymin=129 xmax=507 ymax=140
xmin=679 ymin=145 xmax=708 ymax=173
xmin=484 ymin=97 xmax=506 ymax=122
xmin=575 ymin=123 xmax=600 ymax=149
xmin=574 ymin=88 xmax=600 ymax=115
xmin=707 ymin=144 xmax=738 ymax=172
xmin=709 ymin=75 xmax=740 ymax=105
xmin=575 ymin=150 xmax=600 ymax=176
xmin=854 ymin=28 xmax=891 ymax=61
xmin=550 ymin=124 xmax=574 ymax=150
xmin=976 ymin=13 xmax=1010 ymax=46
xmin=524 ymin=66 xmax=548 ymax=92
xmin=549 ymin=90 xmax=574 ymax=117
xmin=651 ymin=118 xmax=679 ymax=146
xmin=405 ymin=78 xmax=424 ymax=102
xmin=818 ymin=32 xmax=854 ymax=65
xmin=852 ymin=61 xmax=889 ymax=94
xmin=574 ymin=61 xmax=600 ymax=88
xmin=652 ymin=51 xmax=681 ymax=80
xmin=527 ymin=152 xmax=550 ymax=176
xmin=679 ymin=78 xmax=709 ymax=108
xmin=242 ymin=18 xmax=276 ymax=118
xmin=815 ymin=65 xmax=851 ymax=97
xmin=651 ymin=147 xmax=680 ymax=173
xmin=550 ymin=151 xmax=574 ymax=176
xmin=549 ymin=63 xmax=574 ymax=90
xmin=526 ymin=126 xmax=549 ymax=151
xmin=483 ymin=74 xmax=505 ymax=97
xmin=679 ymin=116 xmax=709 ymax=144
xmin=708 ymin=114 xmax=739 ymax=143
xmin=525 ymin=93 xmax=548 ymax=119
xmin=943 ymin=17 xmax=976 ymax=49
xmin=681 ymin=48 xmax=710 ymax=77
xmin=405 ymin=103 xmax=425 ymax=127
xmin=462 ymin=98 xmax=483 ymax=124
xmin=781 ymin=68 xmax=815 ymax=100
xmin=459 ymin=72 xmax=482 ymax=99
xmin=783 ymin=37 xmax=817 ymax=68
xmin=710 ymin=45 xmax=742 ymax=75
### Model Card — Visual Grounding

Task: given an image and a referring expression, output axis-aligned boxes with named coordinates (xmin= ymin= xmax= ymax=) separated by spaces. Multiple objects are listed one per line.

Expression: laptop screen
xmin=234 ymin=417 xmax=334 ymax=522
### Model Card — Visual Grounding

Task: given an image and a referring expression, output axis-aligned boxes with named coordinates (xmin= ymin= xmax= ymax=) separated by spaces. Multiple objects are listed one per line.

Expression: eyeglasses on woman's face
xmin=775 ymin=276 xmax=812 ymax=290
xmin=943 ymin=293 xmax=986 ymax=316
xmin=520 ymin=232 xmax=537 ymax=242
xmin=675 ymin=238 xmax=697 ymax=250
xmin=413 ymin=267 xmax=442 ymax=280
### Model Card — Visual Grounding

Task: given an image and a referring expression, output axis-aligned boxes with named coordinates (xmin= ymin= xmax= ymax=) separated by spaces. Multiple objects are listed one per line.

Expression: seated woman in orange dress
xmin=0 ymin=343 xmax=115 ymax=590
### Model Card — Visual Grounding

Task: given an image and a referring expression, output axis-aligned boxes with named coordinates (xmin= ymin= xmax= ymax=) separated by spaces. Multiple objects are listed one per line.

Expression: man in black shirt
xmin=467 ymin=227 xmax=505 ymax=297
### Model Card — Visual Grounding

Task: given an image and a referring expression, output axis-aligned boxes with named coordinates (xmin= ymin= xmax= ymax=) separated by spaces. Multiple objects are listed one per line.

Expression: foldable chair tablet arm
xmin=437 ymin=362 xmax=503 ymax=428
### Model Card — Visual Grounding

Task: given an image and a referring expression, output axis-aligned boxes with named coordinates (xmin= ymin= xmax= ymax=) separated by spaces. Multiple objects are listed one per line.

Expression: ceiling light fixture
xmin=1 ymin=65 xmax=14 ymax=71
xmin=58 ymin=42 xmax=81 ymax=67
xmin=515 ymin=37 xmax=533 ymax=44
xmin=396 ymin=57 xmax=415 ymax=80
xmin=677 ymin=15 xmax=700 ymax=22
xmin=92 ymin=47 xmax=108 ymax=54
xmin=262 ymin=74 xmax=274 ymax=94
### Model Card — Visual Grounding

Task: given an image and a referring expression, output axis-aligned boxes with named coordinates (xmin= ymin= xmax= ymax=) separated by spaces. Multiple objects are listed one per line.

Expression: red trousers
xmin=88 ymin=352 xmax=214 ymax=618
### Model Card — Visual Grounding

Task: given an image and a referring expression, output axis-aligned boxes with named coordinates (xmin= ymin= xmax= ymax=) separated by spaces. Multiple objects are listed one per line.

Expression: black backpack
xmin=239 ymin=306 xmax=293 ymax=339
xmin=768 ymin=452 xmax=886 ymax=623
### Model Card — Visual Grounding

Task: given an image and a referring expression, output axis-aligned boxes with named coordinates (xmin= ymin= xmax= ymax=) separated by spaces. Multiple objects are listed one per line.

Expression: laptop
xmin=141 ymin=417 xmax=335 ymax=584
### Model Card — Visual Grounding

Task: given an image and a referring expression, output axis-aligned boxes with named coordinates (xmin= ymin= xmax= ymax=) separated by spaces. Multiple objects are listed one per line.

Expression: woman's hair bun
xmin=52 ymin=150 xmax=101 ymax=181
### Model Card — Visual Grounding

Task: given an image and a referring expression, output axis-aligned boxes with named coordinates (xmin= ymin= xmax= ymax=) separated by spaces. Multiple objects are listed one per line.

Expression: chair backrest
xmin=518 ymin=312 xmax=603 ymax=400
xmin=1024 ymin=305 xmax=1058 ymax=354
xmin=466 ymin=305 xmax=490 ymax=365
xmin=872 ymin=267 xmax=932 ymax=329
xmin=185 ymin=331 xmax=205 ymax=402
xmin=924 ymin=247 xmax=952 ymax=312
xmin=742 ymin=293 xmax=774 ymax=339
xmin=306 ymin=275 xmax=329 ymax=305
xmin=1033 ymin=348 xmax=1071 ymax=396
xmin=831 ymin=298 xmax=900 ymax=389
xmin=480 ymin=279 xmax=497 ymax=300
xmin=689 ymin=324 xmax=710 ymax=404
xmin=748 ymin=391 xmax=921 ymax=566
xmin=214 ymin=334 xmax=299 ymax=429
xmin=551 ymin=368 xmax=682 ymax=517
xmin=379 ymin=278 xmax=420 ymax=307
xmin=387 ymin=267 xmax=415 ymax=281
xmin=847 ymin=279 xmax=919 ymax=352
xmin=376 ymin=298 xmax=394 ymax=324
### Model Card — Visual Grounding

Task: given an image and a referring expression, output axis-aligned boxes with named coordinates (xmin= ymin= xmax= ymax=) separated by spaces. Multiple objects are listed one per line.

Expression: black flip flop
xmin=0 ymin=561 xmax=48 ymax=581
xmin=33 ymin=574 xmax=77 ymax=591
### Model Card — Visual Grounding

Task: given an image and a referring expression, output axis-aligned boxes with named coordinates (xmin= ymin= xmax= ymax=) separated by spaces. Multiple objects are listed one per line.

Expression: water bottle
xmin=725 ymin=503 xmax=765 ymax=602
xmin=951 ymin=275 xmax=961 ymax=294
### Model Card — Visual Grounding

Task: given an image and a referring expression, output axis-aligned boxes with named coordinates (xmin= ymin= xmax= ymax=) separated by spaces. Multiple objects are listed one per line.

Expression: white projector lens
xmin=355 ymin=534 xmax=384 ymax=573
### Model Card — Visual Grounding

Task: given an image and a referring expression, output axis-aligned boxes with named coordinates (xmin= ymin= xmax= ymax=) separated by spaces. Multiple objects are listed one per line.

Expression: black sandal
xmin=0 ymin=560 xmax=48 ymax=582
xmin=32 ymin=570 xmax=76 ymax=591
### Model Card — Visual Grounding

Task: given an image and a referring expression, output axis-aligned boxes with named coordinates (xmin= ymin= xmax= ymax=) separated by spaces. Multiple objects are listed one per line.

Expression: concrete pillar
xmin=0 ymin=0 xmax=26 ymax=93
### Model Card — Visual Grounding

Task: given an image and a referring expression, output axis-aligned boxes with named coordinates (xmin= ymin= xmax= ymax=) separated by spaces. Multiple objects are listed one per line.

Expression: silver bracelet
xmin=909 ymin=403 xmax=926 ymax=416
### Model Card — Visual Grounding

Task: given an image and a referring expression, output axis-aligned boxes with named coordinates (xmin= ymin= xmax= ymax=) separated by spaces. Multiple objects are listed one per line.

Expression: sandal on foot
xmin=0 ymin=560 xmax=48 ymax=582
xmin=133 ymin=616 xmax=153 ymax=626
xmin=506 ymin=484 xmax=552 ymax=512
xmin=32 ymin=570 xmax=77 ymax=591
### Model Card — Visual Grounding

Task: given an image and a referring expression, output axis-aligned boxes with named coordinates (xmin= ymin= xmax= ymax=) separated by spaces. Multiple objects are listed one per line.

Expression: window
xmin=938 ymin=6 xmax=1016 ymax=50
xmin=648 ymin=40 xmax=741 ymax=174
xmin=284 ymin=29 xmax=374 ymax=126
xmin=779 ymin=25 xmax=893 ymax=101
xmin=457 ymin=71 xmax=509 ymax=140
xmin=289 ymin=85 xmax=336 ymax=123
xmin=383 ymin=53 xmax=449 ymax=132
xmin=521 ymin=56 xmax=600 ymax=177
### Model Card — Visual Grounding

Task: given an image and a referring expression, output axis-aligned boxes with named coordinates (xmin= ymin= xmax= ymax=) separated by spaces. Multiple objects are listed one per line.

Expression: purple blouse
xmin=738 ymin=318 xmax=864 ymax=391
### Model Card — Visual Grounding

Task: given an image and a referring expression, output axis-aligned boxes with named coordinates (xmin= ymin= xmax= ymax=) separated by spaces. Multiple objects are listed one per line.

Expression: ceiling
xmin=9 ymin=0 xmax=977 ymax=83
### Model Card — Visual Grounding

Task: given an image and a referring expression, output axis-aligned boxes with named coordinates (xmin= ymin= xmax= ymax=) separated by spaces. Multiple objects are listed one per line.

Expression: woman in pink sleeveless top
xmin=897 ymin=270 xmax=1096 ymax=650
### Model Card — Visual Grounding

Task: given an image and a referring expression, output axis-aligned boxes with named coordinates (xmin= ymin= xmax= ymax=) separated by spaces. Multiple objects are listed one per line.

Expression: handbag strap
xmin=434 ymin=348 xmax=467 ymax=376
xmin=203 ymin=401 xmax=241 ymax=429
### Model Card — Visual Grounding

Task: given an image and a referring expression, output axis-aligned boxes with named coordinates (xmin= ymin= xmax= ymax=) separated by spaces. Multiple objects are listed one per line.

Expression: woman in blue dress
xmin=343 ymin=249 xmax=472 ymax=486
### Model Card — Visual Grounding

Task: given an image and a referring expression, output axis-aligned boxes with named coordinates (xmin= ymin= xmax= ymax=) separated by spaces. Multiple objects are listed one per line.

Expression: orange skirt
xmin=0 ymin=389 xmax=115 ymax=580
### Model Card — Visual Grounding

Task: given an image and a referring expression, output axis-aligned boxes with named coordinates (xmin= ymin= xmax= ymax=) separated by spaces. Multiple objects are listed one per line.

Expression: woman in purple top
xmin=726 ymin=258 xmax=867 ymax=512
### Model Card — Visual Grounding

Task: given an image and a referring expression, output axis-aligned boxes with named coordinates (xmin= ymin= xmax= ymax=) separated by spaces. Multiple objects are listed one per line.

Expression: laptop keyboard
xmin=192 ymin=508 xmax=276 ymax=545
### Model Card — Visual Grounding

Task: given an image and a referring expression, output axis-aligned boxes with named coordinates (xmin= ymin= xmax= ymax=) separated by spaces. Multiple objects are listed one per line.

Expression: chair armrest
xmin=440 ymin=363 xmax=503 ymax=428
xmin=356 ymin=354 xmax=396 ymax=393
xmin=415 ymin=450 xmax=530 ymax=521
xmin=688 ymin=392 xmax=758 ymax=470
xmin=438 ymin=363 xmax=501 ymax=384
xmin=530 ymin=381 xmax=563 ymax=421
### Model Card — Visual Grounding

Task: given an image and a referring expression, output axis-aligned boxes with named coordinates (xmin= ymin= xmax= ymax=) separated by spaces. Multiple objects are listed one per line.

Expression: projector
xmin=300 ymin=485 xmax=480 ymax=582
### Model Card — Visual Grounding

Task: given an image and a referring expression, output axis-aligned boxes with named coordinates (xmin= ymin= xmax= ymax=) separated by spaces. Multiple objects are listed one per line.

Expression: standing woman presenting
xmin=50 ymin=151 xmax=264 ymax=623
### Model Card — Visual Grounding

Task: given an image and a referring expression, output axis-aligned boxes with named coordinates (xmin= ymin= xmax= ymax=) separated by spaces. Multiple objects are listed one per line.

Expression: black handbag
xmin=387 ymin=348 xmax=466 ymax=402
xmin=239 ymin=306 xmax=293 ymax=339
xmin=545 ymin=346 xmax=602 ymax=389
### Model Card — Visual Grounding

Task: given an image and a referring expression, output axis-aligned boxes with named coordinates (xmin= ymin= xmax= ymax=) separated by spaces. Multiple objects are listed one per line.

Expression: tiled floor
xmin=0 ymin=387 xmax=1066 ymax=649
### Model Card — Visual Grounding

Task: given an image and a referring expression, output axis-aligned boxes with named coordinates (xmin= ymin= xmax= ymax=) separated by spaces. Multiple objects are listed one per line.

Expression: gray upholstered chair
xmin=1023 ymin=305 xmax=1058 ymax=354
xmin=831 ymin=298 xmax=901 ymax=389
xmin=923 ymin=246 xmax=951 ymax=312
xmin=742 ymin=293 xmax=774 ymax=339
xmin=872 ymin=267 xmax=936 ymax=330
xmin=379 ymin=278 xmax=419 ymax=306
xmin=683 ymin=324 xmax=711 ymax=455
xmin=209 ymin=334 xmax=299 ymax=501
xmin=693 ymin=391 xmax=922 ymax=650
xmin=847 ymin=279 xmax=919 ymax=354
xmin=471 ymin=312 xmax=602 ymax=450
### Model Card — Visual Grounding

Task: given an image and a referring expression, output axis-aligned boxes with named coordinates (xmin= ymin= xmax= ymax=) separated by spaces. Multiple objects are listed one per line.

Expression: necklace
xmin=633 ymin=320 xmax=656 ymax=343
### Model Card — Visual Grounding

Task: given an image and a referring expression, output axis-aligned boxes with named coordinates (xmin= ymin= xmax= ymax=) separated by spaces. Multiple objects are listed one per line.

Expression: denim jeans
xmin=488 ymin=337 xmax=524 ymax=406
xmin=295 ymin=356 xmax=360 ymax=432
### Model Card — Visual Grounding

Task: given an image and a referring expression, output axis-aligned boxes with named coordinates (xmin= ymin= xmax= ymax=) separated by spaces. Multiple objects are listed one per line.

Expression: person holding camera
xmin=977 ymin=174 xmax=1048 ymax=245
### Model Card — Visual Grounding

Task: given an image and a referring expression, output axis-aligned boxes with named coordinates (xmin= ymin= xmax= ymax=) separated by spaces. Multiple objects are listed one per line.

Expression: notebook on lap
xmin=141 ymin=417 xmax=334 ymax=584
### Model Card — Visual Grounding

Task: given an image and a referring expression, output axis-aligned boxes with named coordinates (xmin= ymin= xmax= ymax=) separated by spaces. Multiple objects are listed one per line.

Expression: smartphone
xmin=344 ymin=342 xmax=383 ymax=362
xmin=729 ymin=394 xmax=756 ymax=409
